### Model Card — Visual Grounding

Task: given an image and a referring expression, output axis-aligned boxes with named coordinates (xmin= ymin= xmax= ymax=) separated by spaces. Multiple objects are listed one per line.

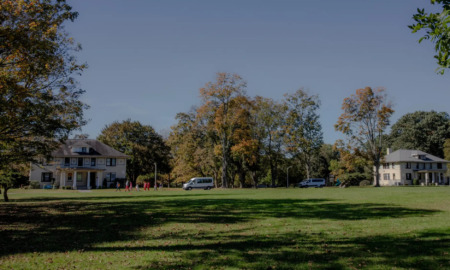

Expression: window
xmin=41 ymin=172 xmax=53 ymax=182
xmin=106 ymin=158 xmax=116 ymax=166
xmin=105 ymin=172 xmax=116 ymax=182
xmin=393 ymin=173 xmax=396 ymax=180
xmin=429 ymin=163 xmax=433 ymax=169
xmin=406 ymin=162 xmax=411 ymax=169
xmin=383 ymin=174 xmax=390 ymax=180
xmin=78 ymin=158 xmax=83 ymax=166
xmin=406 ymin=173 xmax=412 ymax=180
xmin=64 ymin=157 xmax=70 ymax=166
xmin=91 ymin=158 xmax=96 ymax=167
xmin=81 ymin=147 xmax=87 ymax=153
xmin=77 ymin=173 xmax=82 ymax=182
xmin=416 ymin=163 xmax=419 ymax=169
xmin=383 ymin=163 xmax=389 ymax=169
xmin=438 ymin=163 xmax=442 ymax=169
xmin=391 ymin=163 xmax=395 ymax=169
xmin=68 ymin=173 xmax=72 ymax=181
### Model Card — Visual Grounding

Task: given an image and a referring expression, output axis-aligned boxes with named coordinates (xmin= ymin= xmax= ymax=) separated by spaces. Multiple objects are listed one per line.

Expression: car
xmin=298 ymin=178 xmax=326 ymax=188
xmin=183 ymin=177 xmax=214 ymax=190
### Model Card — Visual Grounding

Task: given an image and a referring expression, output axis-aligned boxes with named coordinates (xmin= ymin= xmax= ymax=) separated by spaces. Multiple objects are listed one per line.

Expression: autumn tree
xmin=198 ymin=72 xmax=247 ymax=188
xmin=0 ymin=0 xmax=87 ymax=200
xmin=168 ymin=110 xmax=219 ymax=185
xmin=335 ymin=87 xmax=394 ymax=187
xmin=98 ymin=119 xmax=171 ymax=183
xmin=283 ymin=89 xmax=323 ymax=179
xmin=388 ymin=111 xmax=450 ymax=157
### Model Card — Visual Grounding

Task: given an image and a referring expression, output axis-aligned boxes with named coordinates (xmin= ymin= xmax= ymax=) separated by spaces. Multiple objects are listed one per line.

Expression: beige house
xmin=29 ymin=139 xmax=128 ymax=189
xmin=376 ymin=149 xmax=450 ymax=186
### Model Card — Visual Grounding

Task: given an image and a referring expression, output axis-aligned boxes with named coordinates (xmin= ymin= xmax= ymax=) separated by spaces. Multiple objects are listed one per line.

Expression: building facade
xmin=29 ymin=139 xmax=128 ymax=189
xmin=376 ymin=149 xmax=450 ymax=186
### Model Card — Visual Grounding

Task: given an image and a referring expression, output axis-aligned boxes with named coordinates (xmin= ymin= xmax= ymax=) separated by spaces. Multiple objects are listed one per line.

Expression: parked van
xmin=298 ymin=178 xmax=326 ymax=188
xmin=183 ymin=177 xmax=214 ymax=190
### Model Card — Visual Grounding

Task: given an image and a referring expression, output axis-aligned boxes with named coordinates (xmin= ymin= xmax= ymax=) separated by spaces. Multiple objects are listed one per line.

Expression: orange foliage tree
xmin=335 ymin=87 xmax=394 ymax=187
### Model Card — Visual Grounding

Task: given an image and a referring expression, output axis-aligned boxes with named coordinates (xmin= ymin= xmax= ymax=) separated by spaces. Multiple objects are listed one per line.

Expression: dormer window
xmin=72 ymin=146 xmax=90 ymax=153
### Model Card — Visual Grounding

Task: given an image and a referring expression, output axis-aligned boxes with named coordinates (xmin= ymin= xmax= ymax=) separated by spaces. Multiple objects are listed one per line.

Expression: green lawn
xmin=0 ymin=187 xmax=449 ymax=269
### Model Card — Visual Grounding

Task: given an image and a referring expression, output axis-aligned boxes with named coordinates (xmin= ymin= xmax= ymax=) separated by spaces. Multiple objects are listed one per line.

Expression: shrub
xmin=359 ymin=180 xmax=371 ymax=187
xmin=29 ymin=181 xmax=40 ymax=189
xmin=62 ymin=186 xmax=72 ymax=190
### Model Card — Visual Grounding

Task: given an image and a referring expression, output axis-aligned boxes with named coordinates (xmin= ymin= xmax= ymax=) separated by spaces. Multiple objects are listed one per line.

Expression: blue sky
xmin=66 ymin=0 xmax=450 ymax=144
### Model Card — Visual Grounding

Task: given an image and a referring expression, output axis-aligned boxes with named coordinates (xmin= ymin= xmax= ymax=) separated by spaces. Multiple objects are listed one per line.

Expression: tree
xmin=252 ymin=96 xmax=286 ymax=187
xmin=388 ymin=111 xmax=450 ymax=157
xmin=198 ymin=72 xmax=247 ymax=188
xmin=335 ymin=87 xmax=394 ymax=187
xmin=98 ymin=119 xmax=171 ymax=183
xmin=283 ymin=89 xmax=323 ymax=179
xmin=168 ymin=110 xmax=219 ymax=185
xmin=409 ymin=0 xmax=450 ymax=74
xmin=0 ymin=0 xmax=87 ymax=200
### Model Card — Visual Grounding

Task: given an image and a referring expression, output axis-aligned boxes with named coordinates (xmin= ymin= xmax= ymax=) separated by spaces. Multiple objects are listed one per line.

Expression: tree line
xmin=2 ymin=0 xmax=450 ymax=201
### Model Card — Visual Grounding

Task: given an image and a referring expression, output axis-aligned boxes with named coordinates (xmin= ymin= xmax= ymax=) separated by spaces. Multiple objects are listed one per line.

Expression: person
xmin=125 ymin=180 xmax=129 ymax=191
xmin=135 ymin=183 xmax=140 ymax=191
xmin=129 ymin=181 xmax=132 ymax=191
xmin=116 ymin=182 xmax=121 ymax=191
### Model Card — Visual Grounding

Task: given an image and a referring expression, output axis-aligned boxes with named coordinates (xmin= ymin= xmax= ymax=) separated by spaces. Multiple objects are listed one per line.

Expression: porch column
xmin=97 ymin=171 xmax=103 ymax=188
xmin=432 ymin=173 xmax=435 ymax=184
xmin=61 ymin=172 xmax=66 ymax=189
xmin=73 ymin=171 xmax=77 ymax=189
xmin=425 ymin=173 xmax=429 ymax=185
xmin=87 ymin=171 xmax=91 ymax=190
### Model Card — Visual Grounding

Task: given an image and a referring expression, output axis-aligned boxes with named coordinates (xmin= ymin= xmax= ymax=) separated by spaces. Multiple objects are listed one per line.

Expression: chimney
xmin=387 ymin=148 xmax=392 ymax=155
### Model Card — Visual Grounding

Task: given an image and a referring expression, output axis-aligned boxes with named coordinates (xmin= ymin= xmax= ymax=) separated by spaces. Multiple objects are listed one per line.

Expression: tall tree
xmin=168 ymin=110 xmax=219 ymax=185
xmin=283 ymin=89 xmax=323 ymax=179
xmin=198 ymin=72 xmax=247 ymax=188
xmin=252 ymin=96 xmax=286 ymax=187
xmin=0 ymin=0 xmax=87 ymax=200
xmin=409 ymin=0 xmax=450 ymax=74
xmin=98 ymin=119 xmax=171 ymax=183
xmin=388 ymin=111 xmax=450 ymax=157
xmin=335 ymin=87 xmax=394 ymax=187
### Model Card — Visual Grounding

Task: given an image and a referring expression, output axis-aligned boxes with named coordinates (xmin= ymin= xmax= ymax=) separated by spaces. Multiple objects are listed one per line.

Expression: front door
xmin=90 ymin=172 xmax=96 ymax=189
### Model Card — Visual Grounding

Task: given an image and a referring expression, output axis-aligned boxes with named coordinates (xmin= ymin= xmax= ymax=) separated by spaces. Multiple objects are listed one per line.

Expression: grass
xmin=0 ymin=187 xmax=449 ymax=269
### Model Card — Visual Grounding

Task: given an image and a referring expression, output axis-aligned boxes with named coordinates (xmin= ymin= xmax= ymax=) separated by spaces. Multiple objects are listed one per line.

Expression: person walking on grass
xmin=136 ymin=183 xmax=140 ymax=192
xmin=125 ymin=180 xmax=129 ymax=192
xmin=116 ymin=181 xmax=121 ymax=191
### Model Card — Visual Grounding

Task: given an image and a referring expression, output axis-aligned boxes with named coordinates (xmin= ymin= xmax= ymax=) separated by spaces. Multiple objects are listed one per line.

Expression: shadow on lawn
xmin=129 ymin=228 xmax=450 ymax=269
xmin=0 ymin=197 xmax=443 ymax=268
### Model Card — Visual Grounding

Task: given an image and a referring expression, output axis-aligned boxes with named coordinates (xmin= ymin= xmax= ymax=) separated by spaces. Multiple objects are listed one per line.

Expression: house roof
xmin=384 ymin=149 xmax=449 ymax=163
xmin=52 ymin=139 xmax=128 ymax=158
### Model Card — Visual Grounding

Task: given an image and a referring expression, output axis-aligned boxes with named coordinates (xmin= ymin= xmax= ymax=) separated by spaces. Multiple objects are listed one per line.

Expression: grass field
xmin=0 ymin=187 xmax=449 ymax=269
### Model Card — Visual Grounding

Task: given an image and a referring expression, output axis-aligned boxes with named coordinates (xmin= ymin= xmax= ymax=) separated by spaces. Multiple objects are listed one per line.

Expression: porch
xmin=56 ymin=168 xmax=105 ymax=189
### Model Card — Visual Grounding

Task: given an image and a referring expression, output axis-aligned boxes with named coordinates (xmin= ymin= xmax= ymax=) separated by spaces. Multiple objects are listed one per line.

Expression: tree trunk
xmin=374 ymin=160 xmax=381 ymax=187
xmin=2 ymin=186 xmax=9 ymax=202
xmin=239 ymin=170 xmax=245 ymax=188
xmin=221 ymin=138 xmax=228 ymax=188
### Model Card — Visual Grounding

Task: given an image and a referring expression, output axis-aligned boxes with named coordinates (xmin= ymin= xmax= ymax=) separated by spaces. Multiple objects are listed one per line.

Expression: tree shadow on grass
xmin=128 ymin=228 xmax=450 ymax=269
xmin=0 ymin=197 xmax=441 ymax=261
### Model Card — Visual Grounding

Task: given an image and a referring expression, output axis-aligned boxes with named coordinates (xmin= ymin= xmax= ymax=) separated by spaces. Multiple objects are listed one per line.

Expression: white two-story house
xmin=29 ymin=139 xmax=128 ymax=189
xmin=377 ymin=148 xmax=450 ymax=186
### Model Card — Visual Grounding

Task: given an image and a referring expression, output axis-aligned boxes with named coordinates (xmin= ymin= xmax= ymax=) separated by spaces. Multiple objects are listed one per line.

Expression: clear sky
xmin=65 ymin=0 xmax=450 ymax=144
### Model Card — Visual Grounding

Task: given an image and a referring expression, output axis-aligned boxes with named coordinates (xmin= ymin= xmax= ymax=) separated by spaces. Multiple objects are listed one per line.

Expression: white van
xmin=298 ymin=178 xmax=326 ymax=188
xmin=183 ymin=177 xmax=214 ymax=190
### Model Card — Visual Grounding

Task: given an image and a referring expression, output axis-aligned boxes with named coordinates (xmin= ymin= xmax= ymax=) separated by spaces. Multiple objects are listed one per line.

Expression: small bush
xmin=29 ymin=181 xmax=40 ymax=189
xmin=359 ymin=180 xmax=371 ymax=187
xmin=62 ymin=186 xmax=72 ymax=190
xmin=413 ymin=179 xmax=419 ymax=185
